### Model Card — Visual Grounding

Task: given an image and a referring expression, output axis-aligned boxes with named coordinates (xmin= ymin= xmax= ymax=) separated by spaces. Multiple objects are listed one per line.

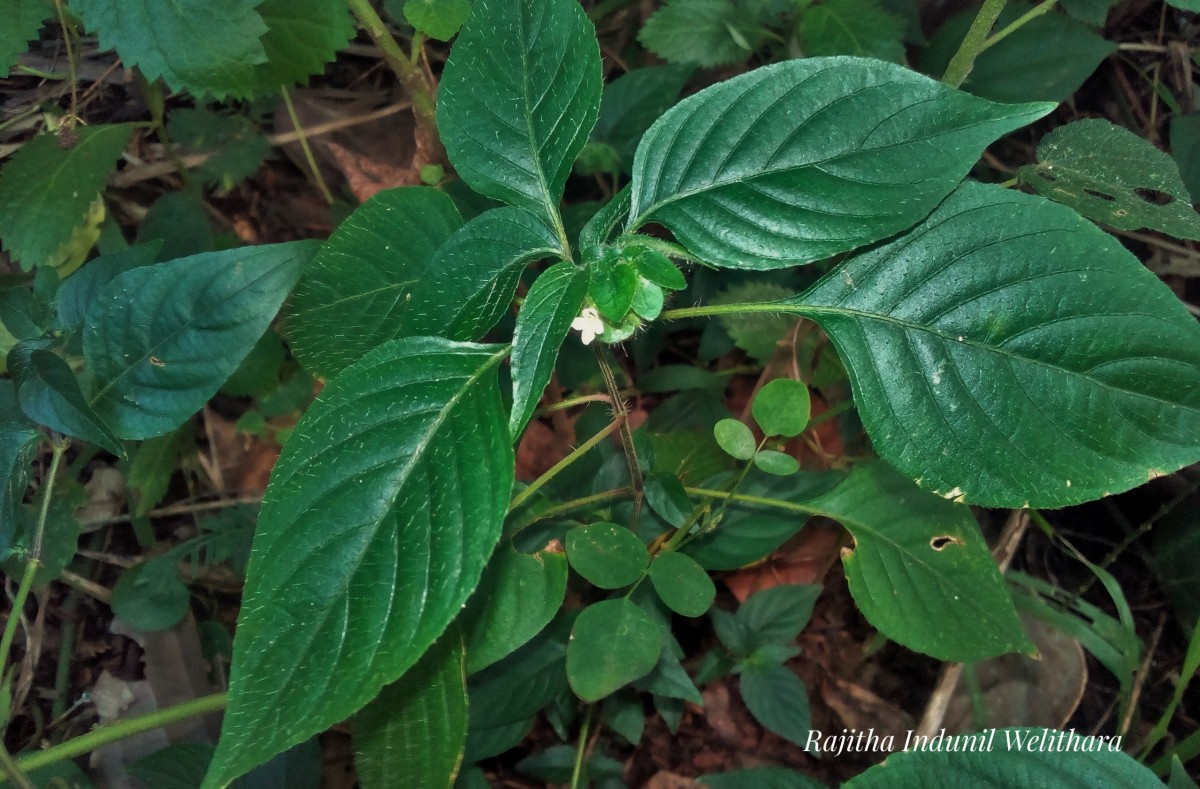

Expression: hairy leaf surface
xmin=790 ymin=182 xmax=1200 ymax=507
xmin=439 ymin=0 xmax=601 ymax=236
xmin=627 ymin=57 xmax=1053 ymax=269
xmin=204 ymin=338 xmax=511 ymax=788
xmin=85 ymin=241 xmax=315 ymax=439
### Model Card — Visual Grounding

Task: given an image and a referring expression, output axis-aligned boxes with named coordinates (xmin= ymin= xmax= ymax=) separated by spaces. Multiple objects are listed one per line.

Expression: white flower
xmin=571 ymin=306 xmax=604 ymax=345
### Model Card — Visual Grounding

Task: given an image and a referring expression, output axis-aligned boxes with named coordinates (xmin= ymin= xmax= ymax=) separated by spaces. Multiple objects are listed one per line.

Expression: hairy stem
xmin=280 ymin=85 xmax=335 ymax=205
xmin=595 ymin=347 xmax=644 ymax=530
xmin=940 ymin=0 xmax=1008 ymax=88
xmin=982 ymin=0 xmax=1058 ymax=51
xmin=509 ymin=421 xmax=621 ymax=513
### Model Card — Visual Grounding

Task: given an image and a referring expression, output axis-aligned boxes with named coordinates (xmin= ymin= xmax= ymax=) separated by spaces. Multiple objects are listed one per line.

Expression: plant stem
xmin=534 ymin=392 xmax=614 ymax=418
xmin=569 ymin=704 xmax=594 ymax=789
xmin=280 ymin=85 xmax=335 ymax=205
xmin=509 ymin=421 xmax=621 ymax=513
xmin=0 ymin=750 xmax=33 ymax=789
xmin=982 ymin=0 xmax=1058 ymax=51
xmin=595 ymin=348 xmax=644 ymax=530
xmin=684 ymin=487 xmax=827 ymax=519
xmin=941 ymin=0 xmax=1009 ymax=88
xmin=345 ymin=0 xmax=442 ymax=161
xmin=8 ymin=693 xmax=228 ymax=779
xmin=50 ymin=0 xmax=78 ymax=125
xmin=506 ymin=488 xmax=630 ymax=537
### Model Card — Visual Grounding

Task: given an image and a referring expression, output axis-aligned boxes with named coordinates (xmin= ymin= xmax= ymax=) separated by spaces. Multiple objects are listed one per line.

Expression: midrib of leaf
xmin=87 ymin=253 xmax=297 ymax=406
xmin=299 ymin=279 xmax=419 ymax=313
xmin=249 ymin=343 xmax=510 ymax=711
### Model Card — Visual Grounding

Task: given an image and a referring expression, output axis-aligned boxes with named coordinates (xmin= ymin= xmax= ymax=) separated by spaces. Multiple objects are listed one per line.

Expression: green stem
xmin=684 ymin=486 xmax=827 ymax=519
xmin=982 ymin=0 xmax=1058 ymax=51
xmin=280 ymin=85 xmax=334 ymax=205
xmin=50 ymin=0 xmax=78 ymax=125
xmin=569 ymin=704 xmax=594 ymax=789
xmin=940 ymin=0 xmax=1009 ymax=88
xmin=0 ymin=750 xmax=32 ymax=789
xmin=534 ymin=392 xmax=614 ymax=418
xmin=506 ymin=488 xmax=630 ymax=537
xmin=595 ymin=347 xmax=644 ymax=530
xmin=345 ymin=0 xmax=439 ymax=148
xmin=8 ymin=693 xmax=228 ymax=779
xmin=508 ymin=421 xmax=621 ymax=513
xmin=660 ymin=302 xmax=792 ymax=321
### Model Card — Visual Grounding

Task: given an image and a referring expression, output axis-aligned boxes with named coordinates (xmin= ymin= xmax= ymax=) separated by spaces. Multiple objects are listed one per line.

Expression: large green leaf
xmin=85 ymin=241 xmax=315 ymax=440
xmin=352 ymin=633 xmax=468 ymax=789
xmin=203 ymin=337 xmax=512 ymax=788
xmin=1020 ymin=119 xmax=1200 ymax=239
xmin=0 ymin=124 xmax=133 ymax=270
xmin=809 ymin=462 xmax=1030 ymax=662
xmin=54 ymin=244 xmax=160 ymax=341
xmin=9 ymin=344 xmax=123 ymax=456
xmin=842 ymin=728 xmax=1161 ymax=788
xmin=590 ymin=65 xmax=692 ymax=171
xmin=800 ymin=0 xmax=906 ymax=63
xmin=71 ymin=0 xmax=268 ymax=98
xmin=0 ymin=0 xmax=49 ymax=77
xmin=284 ymin=188 xmax=462 ymax=378
xmin=567 ymin=599 xmax=661 ymax=702
xmin=439 ymin=0 xmax=601 ymax=237
xmin=249 ymin=0 xmax=355 ymax=94
xmin=626 ymin=57 xmax=1052 ymax=270
xmin=788 ymin=182 xmax=1200 ymax=508
xmin=0 ymin=382 xmax=40 ymax=555
xmin=508 ymin=262 xmax=588 ymax=438
xmin=638 ymin=0 xmax=759 ymax=68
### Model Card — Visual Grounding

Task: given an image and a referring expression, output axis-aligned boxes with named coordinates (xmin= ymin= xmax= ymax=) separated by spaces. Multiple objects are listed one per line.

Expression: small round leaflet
xmin=714 ymin=418 xmax=756 ymax=460
xmin=754 ymin=450 xmax=800 ymax=476
xmin=649 ymin=552 xmax=716 ymax=617
xmin=752 ymin=378 xmax=811 ymax=437
xmin=565 ymin=521 xmax=648 ymax=588
xmin=567 ymin=598 xmax=661 ymax=702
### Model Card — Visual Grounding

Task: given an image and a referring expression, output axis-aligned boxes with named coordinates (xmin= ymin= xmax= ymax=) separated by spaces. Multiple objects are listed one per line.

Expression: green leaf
xmin=738 ymin=662 xmax=811 ymax=747
xmin=627 ymin=57 xmax=1053 ymax=270
xmin=72 ymin=0 xmax=268 ymax=98
xmin=922 ymin=5 xmax=1115 ymax=103
xmin=566 ymin=599 xmax=661 ymax=702
xmin=590 ymin=65 xmax=692 ymax=169
xmin=630 ymin=246 xmax=688 ymax=291
xmin=203 ymin=338 xmax=511 ymax=788
xmin=1020 ymin=119 xmax=1200 ymax=239
xmin=789 ymin=182 xmax=1200 ymax=508
xmin=1170 ymin=114 xmax=1200 ymax=200
xmin=462 ymin=545 xmax=568 ymax=674
xmin=55 ymin=244 xmax=160 ymax=341
xmin=753 ymin=451 xmax=799 ymax=476
xmin=0 ymin=124 xmax=134 ymax=270
xmin=85 ymin=241 xmax=315 ymax=440
xmin=0 ymin=382 xmax=40 ymax=556
xmin=751 ymin=379 xmax=810 ymax=438
xmin=713 ymin=418 xmax=755 ymax=460
xmin=565 ymin=521 xmax=648 ymax=589
xmin=1059 ymin=0 xmax=1117 ymax=25
xmin=9 ymin=345 xmax=123 ymax=456
xmin=111 ymin=558 xmax=190 ymax=632
xmin=128 ymin=743 xmax=214 ymax=789
xmin=736 ymin=584 xmax=821 ymax=645
xmin=284 ymin=187 xmax=462 ymax=379
xmin=588 ymin=257 xmax=638 ymax=322
xmin=405 ymin=0 xmax=472 ymax=40
xmin=638 ymin=0 xmax=758 ymax=67
xmin=800 ymin=0 xmax=906 ymax=63
xmin=126 ymin=429 xmax=185 ymax=517
xmin=630 ymin=278 xmax=665 ymax=321
xmin=810 ymin=462 xmax=1031 ymax=662
xmin=136 ymin=191 xmax=215 ymax=261
xmin=841 ymin=728 xmax=1161 ymax=788
xmin=509 ymin=263 xmax=588 ymax=438
xmin=249 ymin=0 xmax=355 ymax=93
xmin=648 ymin=552 xmax=715 ymax=617
xmin=168 ymin=108 xmax=270 ymax=187
xmin=0 ymin=0 xmax=50 ymax=77
xmin=439 ymin=0 xmax=601 ymax=235
xmin=352 ymin=633 xmax=468 ymax=789
xmin=1151 ymin=492 xmax=1200 ymax=630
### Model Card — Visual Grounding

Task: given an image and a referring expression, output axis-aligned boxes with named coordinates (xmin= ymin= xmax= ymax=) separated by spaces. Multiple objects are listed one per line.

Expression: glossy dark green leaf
xmin=713 ymin=418 xmax=755 ymax=460
xmin=463 ymin=545 xmax=568 ymax=674
xmin=789 ymin=182 xmax=1200 ymax=508
xmin=509 ymin=263 xmax=588 ymax=438
xmin=644 ymin=471 xmax=693 ymax=527
xmin=566 ymin=599 xmax=661 ymax=702
xmin=627 ymin=57 xmax=1053 ymax=270
xmin=588 ymin=258 xmax=638 ymax=322
xmin=85 ymin=241 xmax=314 ymax=440
xmin=738 ymin=662 xmax=811 ymax=747
xmin=649 ymin=552 xmax=715 ymax=617
xmin=0 ymin=382 xmax=40 ymax=555
xmin=111 ymin=559 xmax=190 ymax=632
xmin=9 ymin=345 xmax=122 ymax=456
xmin=284 ymin=188 xmax=461 ymax=378
xmin=439 ymin=0 xmax=601 ymax=235
xmin=1171 ymin=113 xmax=1200 ymax=200
xmin=203 ymin=338 xmax=512 ymax=788
xmin=1020 ymin=119 xmax=1200 ymax=239
xmin=55 ymin=244 xmax=160 ymax=339
xmin=753 ymin=451 xmax=799 ymax=476
xmin=630 ymin=246 xmax=688 ymax=291
xmin=752 ymin=379 xmax=811 ymax=438
xmin=737 ymin=584 xmax=822 ymax=645
xmin=0 ymin=288 xmax=47 ymax=341
xmin=842 ymin=729 xmax=1161 ymax=788
xmin=0 ymin=124 xmax=134 ymax=270
xmin=630 ymin=278 xmax=664 ymax=321
xmin=353 ymin=633 xmax=468 ymax=789
xmin=565 ymin=521 xmax=648 ymax=589
xmin=590 ymin=65 xmax=692 ymax=169
xmin=810 ymin=462 xmax=1031 ymax=662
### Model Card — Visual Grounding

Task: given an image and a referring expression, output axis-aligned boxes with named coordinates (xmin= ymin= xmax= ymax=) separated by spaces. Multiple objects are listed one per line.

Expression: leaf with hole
xmin=649 ymin=552 xmax=716 ymax=617
xmin=809 ymin=462 xmax=1031 ymax=662
xmin=627 ymin=57 xmax=1054 ymax=270
xmin=439 ymin=0 xmax=601 ymax=235
xmin=203 ymin=338 xmax=512 ymax=788
xmin=85 ymin=241 xmax=315 ymax=440
xmin=787 ymin=181 xmax=1200 ymax=508
xmin=1020 ymin=119 xmax=1200 ymax=240
xmin=566 ymin=599 xmax=661 ymax=702
xmin=565 ymin=522 xmax=648 ymax=589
